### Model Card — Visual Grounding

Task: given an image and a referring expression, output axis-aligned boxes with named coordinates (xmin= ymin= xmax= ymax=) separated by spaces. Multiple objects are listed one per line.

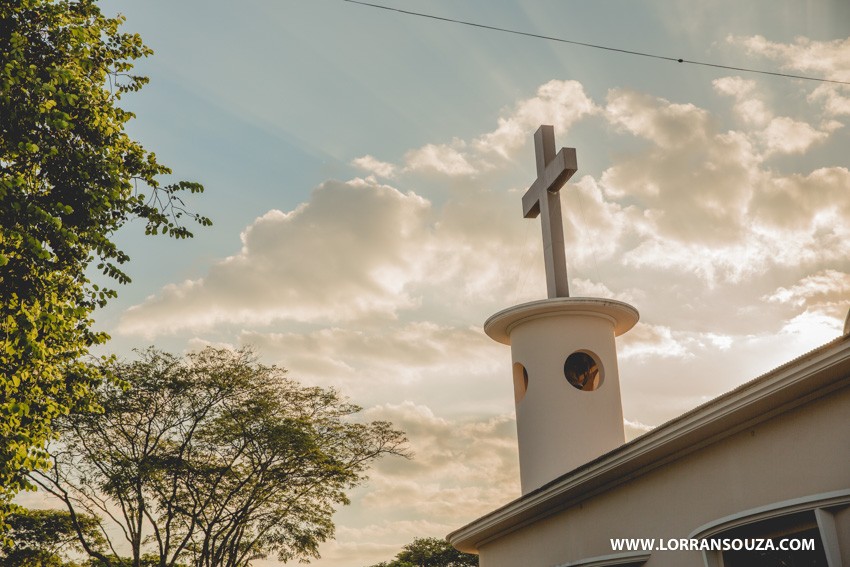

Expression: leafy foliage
xmin=368 ymin=537 xmax=479 ymax=567
xmin=31 ymin=348 xmax=409 ymax=567
xmin=0 ymin=506 xmax=105 ymax=566
xmin=0 ymin=0 xmax=209 ymax=518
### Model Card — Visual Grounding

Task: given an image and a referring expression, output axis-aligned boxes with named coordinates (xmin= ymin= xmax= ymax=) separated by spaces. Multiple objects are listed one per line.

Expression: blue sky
xmin=21 ymin=1 xmax=850 ymax=565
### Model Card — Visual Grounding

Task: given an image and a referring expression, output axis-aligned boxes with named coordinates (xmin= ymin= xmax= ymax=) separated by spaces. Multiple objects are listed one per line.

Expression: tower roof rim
xmin=484 ymin=297 xmax=640 ymax=345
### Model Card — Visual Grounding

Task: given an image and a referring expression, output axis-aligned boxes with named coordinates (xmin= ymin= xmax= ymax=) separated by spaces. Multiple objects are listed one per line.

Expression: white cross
xmin=521 ymin=125 xmax=577 ymax=298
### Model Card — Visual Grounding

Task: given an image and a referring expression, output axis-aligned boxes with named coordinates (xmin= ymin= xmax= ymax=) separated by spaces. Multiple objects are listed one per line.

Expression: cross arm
xmin=522 ymin=147 xmax=578 ymax=218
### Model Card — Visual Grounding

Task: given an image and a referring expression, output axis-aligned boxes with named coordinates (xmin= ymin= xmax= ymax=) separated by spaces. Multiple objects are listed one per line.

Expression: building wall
xmin=478 ymin=382 xmax=850 ymax=567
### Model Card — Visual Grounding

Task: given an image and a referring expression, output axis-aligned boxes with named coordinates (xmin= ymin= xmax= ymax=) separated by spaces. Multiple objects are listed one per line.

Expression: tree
xmin=1 ymin=507 xmax=105 ymax=566
xmin=31 ymin=348 xmax=409 ymax=567
xmin=368 ymin=537 xmax=478 ymax=567
xmin=0 ymin=0 xmax=210 ymax=519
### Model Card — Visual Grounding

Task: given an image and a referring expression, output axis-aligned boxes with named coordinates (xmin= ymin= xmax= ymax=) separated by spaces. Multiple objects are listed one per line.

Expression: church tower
xmin=487 ymin=126 xmax=638 ymax=495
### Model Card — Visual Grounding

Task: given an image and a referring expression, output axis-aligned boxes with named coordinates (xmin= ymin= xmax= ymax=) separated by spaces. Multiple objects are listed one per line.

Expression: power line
xmin=343 ymin=0 xmax=850 ymax=86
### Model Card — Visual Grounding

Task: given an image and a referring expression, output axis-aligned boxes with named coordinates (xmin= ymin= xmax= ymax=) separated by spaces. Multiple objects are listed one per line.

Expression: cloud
xmin=600 ymin=90 xmax=757 ymax=248
xmin=606 ymin=89 xmax=711 ymax=149
xmin=595 ymin=84 xmax=849 ymax=286
xmin=561 ymin=176 xmax=638 ymax=266
xmin=404 ymin=141 xmax=478 ymax=176
xmin=765 ymin=269 xmax=850 ymax=308
xmin=727 ymin=35 xmax=850 ymax=117
xmin=777 ymin=309 xmax=844 ymax=343
xmin=761 ymin=116 xmax=830 ymax=155
xmin=395 ymin=80 xmax=597 ymax=177
xmin=351 ymin=154 xmax=397 ymax=178
xmin=119 ymin=179 xmax=431 ymax=335
xmin=359 ymin=402 xmax=520 ymax=519
xmin=729 ymin=35 xmax=850 ymax=81
xmin=712 ymin=77 xmax=771 ymax=126
xmin=300 ymin=403 xmax=520 ymax=566
xmin=237 ymin=322 xmax=507 ymax=409
xmin=120 ymin=171 xmax=548 ymax=338
xmin=624 ymin=418 xmax=655 ymax=439
xmin=712 ymin=75 xmax=837 ymax=155
xmin=763 ymin=270 xmax=850 ymax=337
xmin=619 ymin=323 xmax=691 ymax=361
xmin=570 ymin=278 xmax=645 ymax=305
xmin=750 ymin=167 xmax=850 ymax=233
xmin=473 ymin=79 xmax=598 ymax=159
xmin=810 ymin=84 xmax=850 ymax=117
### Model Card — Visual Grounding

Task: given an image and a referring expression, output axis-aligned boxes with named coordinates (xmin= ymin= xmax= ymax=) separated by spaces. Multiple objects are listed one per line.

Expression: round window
xmin=564 ymin=351 xmax=603 ymax=391
xmin=513 ymin=362 xmax=529 ymax=402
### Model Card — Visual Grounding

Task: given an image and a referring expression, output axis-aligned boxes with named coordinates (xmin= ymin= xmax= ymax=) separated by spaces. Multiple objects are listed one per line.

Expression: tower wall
xmin=485 ymin=298 xmax=638 ymax=494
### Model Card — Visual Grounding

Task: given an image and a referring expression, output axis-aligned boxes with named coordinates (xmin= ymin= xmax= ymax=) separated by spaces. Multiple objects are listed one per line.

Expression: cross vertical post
xmin=521 ymin=125 xmax=577 ymax=298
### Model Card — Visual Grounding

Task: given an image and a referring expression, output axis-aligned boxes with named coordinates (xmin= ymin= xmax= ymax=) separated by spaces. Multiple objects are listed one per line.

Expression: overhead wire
xmin=343 ymin=0 xmax=850 ymax=86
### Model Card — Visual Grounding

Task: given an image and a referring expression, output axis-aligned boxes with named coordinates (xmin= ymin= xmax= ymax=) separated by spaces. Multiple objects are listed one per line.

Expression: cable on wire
xmin=343 ymin=0 xmax=850 ymax=86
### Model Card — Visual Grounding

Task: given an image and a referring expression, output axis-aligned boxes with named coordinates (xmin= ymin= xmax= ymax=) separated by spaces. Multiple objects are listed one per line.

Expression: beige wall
xmin=511 ymin=311 xmax=625 ymax=494
xmin=478 ymin=382 xmax=850 ymax=567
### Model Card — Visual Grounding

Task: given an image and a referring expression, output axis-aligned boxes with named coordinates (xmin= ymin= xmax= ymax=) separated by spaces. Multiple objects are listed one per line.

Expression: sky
xmin=17 ymin=1 xmax=850 ymax=565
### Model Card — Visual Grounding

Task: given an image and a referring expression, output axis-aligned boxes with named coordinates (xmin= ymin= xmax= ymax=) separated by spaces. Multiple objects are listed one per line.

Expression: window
xmin=564 ymin=350 xmax=603 ymax=391
xmin=556 ymin=551 xmax=649 ymax=567
xmin=719 ymin=512 xmax=828 ymax=567
xmin=513 ymin=362 xmax=529 ymax=402
xmin=692 ymin=490 xmax=850 ymax=567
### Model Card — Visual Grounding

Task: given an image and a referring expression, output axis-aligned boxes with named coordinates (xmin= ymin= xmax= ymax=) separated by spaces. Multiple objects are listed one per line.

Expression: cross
xmin=522 ymin=125 xmax=577 ymax=298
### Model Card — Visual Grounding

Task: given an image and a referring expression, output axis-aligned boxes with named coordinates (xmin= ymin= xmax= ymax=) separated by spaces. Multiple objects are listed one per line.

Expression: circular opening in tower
xmin=512 ymin=362 xmax=529 ymax=402
xmin=564 ymin=351 xmax=603 ymax=391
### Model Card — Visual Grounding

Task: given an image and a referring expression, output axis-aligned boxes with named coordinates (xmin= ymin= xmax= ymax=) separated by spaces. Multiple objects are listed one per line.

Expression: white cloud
xmin=760 ymin=116 xmax=829 ymax=155
xmin=119 ymin=179 xmax=431 ymax=335
xmin=301 ymin=404 xmax=519 ymax=566
xmin=712 ymin=77 xmax=771 ymax=126
xmin=404 ymin=141 xmax=478 ymax=176
xmin=762 ymin=270 xmax=850 ymax=338
xmin=359 ymin=402 xmax=519 ymax=519
xmin=619 ymin=323 xmax=691 ymax=360
xmin=600 ymin=91 xmax=758 ymax=244
xmin=727 ymin=35 xmax=850 ymax=118
xmin=595 ymin=83 xmax=850 ymax=287
xmin=750 ymin=167 xmax=850 ymax=232
xmin=713 ymin=76 xmax=833 ymax=155
xmin=730 ymin=35 xmax=850 ymax=82
xmin=396 ymin=80 xmax=597 ymax=177
xmin=606 ymin=89 xmax=711 ymax=149
xmin=810 ymin=84 xmax=850 ymax=116
xmin=473 ymin=79 xmax=597 ymax=159
xmin=351 ymin=154 xmax=397 ymax=178
xmin=237 ymin=322 xmax=507 ymax=407
xmin=778 ymin=310 xmax=844 ymax=345
xmin=624 ymin=418 xmax=655 ymax=439
xmin=704 ymin=333 xmax=734 ymax=350
xmin=570 ymin=278 xmax=645 ymax=306
xmin=765 ymin=269 xmax=850 ymax=307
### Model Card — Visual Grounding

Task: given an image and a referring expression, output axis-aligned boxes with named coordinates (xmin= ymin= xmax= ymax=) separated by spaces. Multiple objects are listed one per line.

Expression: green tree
xmin=1 ymin=507 xmax=105 ymax=566
xmin=368 ymin=537 xmax=478 ymax=567
xmin=0 ymin=0 xmax=209 ymax=519
xmin=31 ymin=348 xmax=409 ymax=567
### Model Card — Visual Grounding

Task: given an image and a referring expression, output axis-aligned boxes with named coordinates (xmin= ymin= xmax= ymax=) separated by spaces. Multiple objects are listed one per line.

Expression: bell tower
xmin=487 ymin=126 xmax=638 ymax=495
